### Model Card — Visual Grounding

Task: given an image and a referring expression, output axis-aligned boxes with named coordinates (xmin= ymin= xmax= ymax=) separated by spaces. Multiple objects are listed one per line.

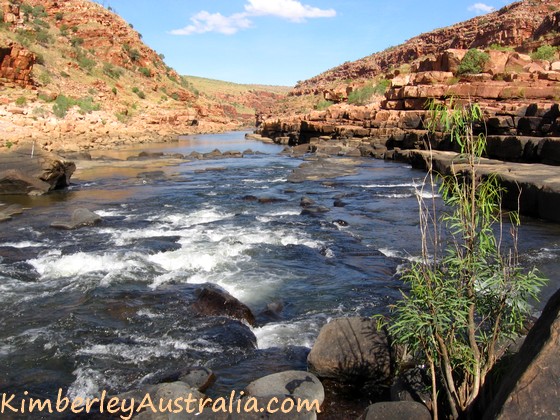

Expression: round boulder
xmin=358 ymin=401 xmax=431 ymax=420
xmin=192 ymin=284 xmax=256 ymax=326
xmin=307 ymin=317 xmax=392 ymax=383
xmin=245 ymin=370 xmax=324 ymax=408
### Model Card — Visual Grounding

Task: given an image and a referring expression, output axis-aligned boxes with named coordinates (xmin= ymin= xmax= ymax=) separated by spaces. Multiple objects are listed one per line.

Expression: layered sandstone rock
xmin=0 ymin=42 xmax=35 ymax=87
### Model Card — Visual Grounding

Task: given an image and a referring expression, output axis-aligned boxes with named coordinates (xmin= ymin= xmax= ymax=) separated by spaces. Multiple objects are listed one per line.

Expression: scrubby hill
xmin=0 ymin=0 xmax=287 ymax=152
xmin=183 ymin=76 xmax=290 ymax=125
xmin=291 ymin=0 xmax=560 ymax=100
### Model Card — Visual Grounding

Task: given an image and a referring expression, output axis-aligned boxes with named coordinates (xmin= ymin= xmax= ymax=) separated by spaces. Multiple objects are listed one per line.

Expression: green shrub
xmin=347 ymin=84 xmax=375 ymax=105
xmin=123 ymin=44 xmax=141 ymax=62
xmin=34 ymin=19 xmax=50 ymax=29
xmin=530 ymin=45 xmax=558 ymax=61
xmin=35 ymin=29 xmax=53 ymax=46
xmin=38 ymin=92 xmax=55 ymax=102
xmin=59 ymin=24 xmax=69 ymax=36
xmin=5 ymin=141 xmax=13 ymax=149
xmin=75 ymin=96 xmax=100 ymax=114
xmin=138 ymin=67 xmax=151 ymax=77
xmin=55 ymin=12 xmax=64 ymax=21
xmin=52 ymin=94 xmax=73 ymax=118
xmin=111 ymin=87 xmax=117 ymax=95
xmin=373 ymin=78 xmax=391 ymax=95
xmin=31 ymin=5 xmax=47 ymax=18
xmin=39 ymin=71 xmax=51 ymax=85
xmin=77 ymin=55 xmax=96 ymax=72
xmin=15 ymin=96 xmax=27 ymax=106
xmin=70 ymin=37 xmax=84 ymax=47
xmin=315 ymin=99 xmax=333 ymax=110
xmin=103 ymin=62 xmax=124 ymax=79
xmin=488 ymin=43 xmax=514 ymax=52
xmin=457 ymin=49 xmax=490 ymax=75
xmin=60 ymin=71 xmax=70 ymax=78
xmin=132 ymin=87 xmax=146 ymax=99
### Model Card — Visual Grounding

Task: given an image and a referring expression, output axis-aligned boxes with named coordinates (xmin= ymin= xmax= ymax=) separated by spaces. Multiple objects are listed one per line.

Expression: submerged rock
xmin=50 ymin=208 xmax=102 ymax=230
xmin=192 ymin=284 xmax=256 ymax=326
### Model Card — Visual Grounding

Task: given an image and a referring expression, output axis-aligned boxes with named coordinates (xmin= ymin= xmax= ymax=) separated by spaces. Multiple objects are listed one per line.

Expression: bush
xmin=77 ymin=55 xmax=96 ymax=73
xmin=457 ymin=49 xmax=490 ymax=75
xmin=138 ymin=67 xmax=151 ymax=77
xmin=381 ymin=99 xmax=546 ymax=419
xmin=347 ymin=84 xmax=375 ymax=105
xmin=55 ymin=12 xmax=64 ymax=21
xmin=103 ymin=62 xmax=124 ymax=79
xmin=70 ymin=37 xmax=84 ymax=47
xmin=59 ymin=24 xmax=69 ymax=36
xmin=373 ymin=78 xmax=391 ymax=95
xmin=39 ymin=71 xmax=51 ymax=85
xmin=52 ymin=94 xmax=73 ymax=118
xmin=15 ymin=96 xmax=27 ymax=106
xmin=315 ymin=99 xmax=333 ymax=110
xmin=123 ymin=44 xmax=141 ymax=62
xmin=531 ymin=45 xmax=558 ymax=61
xmin=111 ymin=87 xmax=117 ymax=95
xmin=75 ymin=96 xmax=100 ymax=114
xmin=35 ymin=29 xmax=53 ymax=46
xmin=132 ymin=87 xmax=146 ymax=99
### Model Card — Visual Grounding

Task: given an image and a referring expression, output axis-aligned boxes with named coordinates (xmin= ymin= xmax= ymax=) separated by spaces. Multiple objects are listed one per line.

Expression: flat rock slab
xmin=51 ymin=208 xmax=102 ymax=230
xmin=405 ymin=150 xmax=560 ymax=222
xmin=288 ymin=157 xmax=360 ymax=183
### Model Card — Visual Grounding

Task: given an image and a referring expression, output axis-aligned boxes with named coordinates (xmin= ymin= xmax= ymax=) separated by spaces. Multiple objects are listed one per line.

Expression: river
xmin=1 ymin=131 xmax=559 ymax=407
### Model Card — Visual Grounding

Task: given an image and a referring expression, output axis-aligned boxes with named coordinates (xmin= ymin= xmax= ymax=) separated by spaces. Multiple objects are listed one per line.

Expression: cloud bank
xmin=468 ymin=3 xmax=496 ymax=14
xmin=170 ymin=0 xmax=336 ymax=36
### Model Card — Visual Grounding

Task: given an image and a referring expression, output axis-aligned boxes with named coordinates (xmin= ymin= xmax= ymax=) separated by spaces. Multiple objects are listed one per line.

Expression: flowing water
xmin=1 ymin=131 xmax=560 ymax=405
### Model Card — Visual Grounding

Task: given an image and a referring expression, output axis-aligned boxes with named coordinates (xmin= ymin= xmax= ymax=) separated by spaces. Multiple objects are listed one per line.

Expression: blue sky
xmin=94 ymin=0 xmax=514 ymax=86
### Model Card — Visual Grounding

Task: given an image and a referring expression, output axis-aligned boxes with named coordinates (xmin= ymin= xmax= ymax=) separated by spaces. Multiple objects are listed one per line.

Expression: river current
xmin=1 ymin=131 xmax=559 ymax=406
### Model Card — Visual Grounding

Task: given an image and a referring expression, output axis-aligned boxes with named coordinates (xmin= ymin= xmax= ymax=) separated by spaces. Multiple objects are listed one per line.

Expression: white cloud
xmin=171 ymin=0 xmax=336 ymax=35
xmin=468 ymin=3 xmax=496 ymax=14
xmin=170 ymin=11 xmax=252 ymax=35
xmin=244 ymin=0 xmax=336 ymax=22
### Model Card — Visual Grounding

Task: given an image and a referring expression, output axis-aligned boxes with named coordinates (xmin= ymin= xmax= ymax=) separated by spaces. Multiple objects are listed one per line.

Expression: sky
xmin=93 ymin=0 xmax=515 ymax=86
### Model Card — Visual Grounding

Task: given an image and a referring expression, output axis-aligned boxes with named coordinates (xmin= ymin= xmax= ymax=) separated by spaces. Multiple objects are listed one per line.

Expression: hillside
xmin=0 ymin=0 xmax=287 ymax=152
xmin=291 ymin=0 xmax=560 ymax=99
xmin=183 ymin=76 xmax=290 ymax=125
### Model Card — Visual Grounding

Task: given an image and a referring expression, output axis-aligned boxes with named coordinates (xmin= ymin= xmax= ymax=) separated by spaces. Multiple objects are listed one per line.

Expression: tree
xmin=382 ymin=99 xmax=546 ymax=419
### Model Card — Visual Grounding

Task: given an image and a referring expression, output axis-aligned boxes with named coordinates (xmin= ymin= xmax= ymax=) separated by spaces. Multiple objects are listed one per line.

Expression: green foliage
xmin=55 ymin=12 xmax=64 ymax=21
xmin=123 ymin=44 xmax=141 ymax=62
xmin=15 ymin=96 xmax=27 ymax=106
xmin=115 ymin=110 xmax=130 ymax=123
xmin=52 ymin=94 xmax=73 ymax=118
xmin=52 ymin=95 xmax=100 ymax=118
xmin=5 ymin=141 xmax=13 ymax=149
xmin=60 ymin=71 xmax=70 ymax=78
xmin=103 ymin=62 xmax=124 ymax=79
xmin=383 ymin=99 xmax=546 ymax=419
xmin=138 ymin=67 xmax=151 ymax=77
xmin=457 ymin=49 xmax=490 ymax=75
xmin=32 ymin=106 xmax=49 ymax=117
xmin=111 ymin=87 xmax=117 ymax=95
xmin=70 ymin=37 xmax=84 ymax=47
xmin=75 ymin=96 xmax=100 ymax=114
xmin=348 ymin=84 xmax=375 ymax=105
xmin=39 ymin=71 xmax=51 ymax=85
xmin=488 ymin=43 xmax=514 ymax=52
xmin=373 ymin=78 xmax=391 ymax=95
xmin=59 ymin=24 xmax=69 ymax=36
xmin=315 ymin=99 xmax=333 ymax=110
xmin=35 ymin=29 xmax=52 ymax=46
xmin=38 ymin=92 xmax=54 ymax=102
xmin=132 ymin=86 xmax=146 ymax=99
xmin=34 ymin=18 xmax=50 ymax=29
xmin=530 ymin=45 xmax=558 ymax=61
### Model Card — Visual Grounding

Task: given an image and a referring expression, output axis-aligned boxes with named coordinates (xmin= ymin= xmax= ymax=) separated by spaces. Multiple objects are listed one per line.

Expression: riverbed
xmin=1 ymin=131 xmax=559 ymax=406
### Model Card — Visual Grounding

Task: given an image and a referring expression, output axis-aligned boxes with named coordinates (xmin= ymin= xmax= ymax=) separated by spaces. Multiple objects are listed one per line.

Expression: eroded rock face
xmin=483 ymin=288 xmax=560 ymax=419
xmin=307 ymin=317 xmax=393 ymax=383
xmin=0 ymin=42 xmax=35 ymax=87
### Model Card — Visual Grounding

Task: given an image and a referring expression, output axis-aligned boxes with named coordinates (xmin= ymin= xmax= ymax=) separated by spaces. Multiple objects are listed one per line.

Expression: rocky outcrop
xmin=293 ymin=0 xmax=560 ymax=96
xmin=0 ymin=42 xmax=35 ymax=87
xmin=0 ymin=147 xmax=75 ymax=195
xmin=483 ymin=287 xmax=560 ymax=419
xmin=307 ymin=317 xmax=393 ymax=383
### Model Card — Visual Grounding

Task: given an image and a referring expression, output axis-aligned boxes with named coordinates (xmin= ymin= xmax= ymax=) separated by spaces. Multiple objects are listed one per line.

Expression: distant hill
xmin=183 ymin=76 xmax=290 ymax=125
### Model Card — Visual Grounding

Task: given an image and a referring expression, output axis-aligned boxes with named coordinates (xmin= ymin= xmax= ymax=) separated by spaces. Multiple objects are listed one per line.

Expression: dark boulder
xmin=358 ymin=401 xmax=431 ymax=420
xmin=192 ymin=284 xmax=256 ymax=326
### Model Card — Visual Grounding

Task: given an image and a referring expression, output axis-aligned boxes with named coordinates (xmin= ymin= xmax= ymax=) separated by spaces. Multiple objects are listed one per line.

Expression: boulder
xmin=0 ymin=148 xmax=75 ymax=195
xmin=191 ymin=284 xmax=256 ymax=326
xmin=134 ymin=382 xmax=205 ymax=419
xmin=483 ymin=288 xmax=560 ymax=419
xmin=50 ymin=208 xmax=102 ymax=230
xmin=358 ymin=401 xmax=431 ymax=420
xmin=0 ymin=203 xmax=24 ymax=222
xmin=245 ymin=370 xmax=325 ymax=408
xmin=307 ymin=317 xmax=393 ymax=383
